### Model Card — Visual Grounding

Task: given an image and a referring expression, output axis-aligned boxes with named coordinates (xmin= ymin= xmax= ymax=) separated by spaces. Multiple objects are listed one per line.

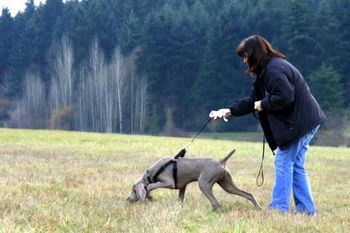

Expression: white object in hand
xmin=209 ymin=109 xmax=230 ymax=122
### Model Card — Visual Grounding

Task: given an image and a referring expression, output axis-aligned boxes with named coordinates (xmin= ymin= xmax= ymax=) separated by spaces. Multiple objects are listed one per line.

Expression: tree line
xmin=0 ymin=0 xmax=349 ymax=135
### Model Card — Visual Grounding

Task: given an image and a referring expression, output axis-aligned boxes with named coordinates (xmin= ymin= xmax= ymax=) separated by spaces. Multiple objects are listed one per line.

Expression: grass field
xmin=0 ymin=128 xmax=349 ymax=232
xmin=197 ymin=132 xmax=263 ymax=142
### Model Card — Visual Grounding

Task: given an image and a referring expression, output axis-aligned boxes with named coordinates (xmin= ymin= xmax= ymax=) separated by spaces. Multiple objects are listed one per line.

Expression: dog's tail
xmin=220 ymin=149 xmax=236 ymax=165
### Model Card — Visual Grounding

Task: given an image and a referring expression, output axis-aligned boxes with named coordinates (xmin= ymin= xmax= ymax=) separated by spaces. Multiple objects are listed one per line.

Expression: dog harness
xmin=146 ymin=158 xmax=179 ymax=189
xmin=144 ymin=119 xmax=212 ymax=190
xmin=146 ymin=148 xmax=187 ymax=189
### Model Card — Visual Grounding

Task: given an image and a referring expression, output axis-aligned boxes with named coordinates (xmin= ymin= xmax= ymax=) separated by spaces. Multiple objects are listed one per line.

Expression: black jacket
xmin=229 ymin=57 xmax=326 ymax=151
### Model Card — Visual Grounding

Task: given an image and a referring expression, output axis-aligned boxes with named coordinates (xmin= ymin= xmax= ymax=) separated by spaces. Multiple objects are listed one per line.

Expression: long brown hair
xmin=236 ymin=35 xmax=285 ymax=75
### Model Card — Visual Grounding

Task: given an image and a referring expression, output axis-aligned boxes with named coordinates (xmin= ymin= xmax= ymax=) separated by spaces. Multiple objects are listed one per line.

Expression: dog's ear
xmin=136 ymin=183 xmax=147 ymax=201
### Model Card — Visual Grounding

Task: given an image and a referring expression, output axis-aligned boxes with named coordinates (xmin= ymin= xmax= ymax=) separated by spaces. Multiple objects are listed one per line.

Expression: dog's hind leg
xmin=198 ymin=179 xmax=220 ymax=210
xmin=218 ymin=174 xmax=261 ymax=210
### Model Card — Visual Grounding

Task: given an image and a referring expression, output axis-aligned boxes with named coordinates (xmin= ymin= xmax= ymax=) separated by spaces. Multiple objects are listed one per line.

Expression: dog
xmin=127 ymin=149 xmax=261 ymax=210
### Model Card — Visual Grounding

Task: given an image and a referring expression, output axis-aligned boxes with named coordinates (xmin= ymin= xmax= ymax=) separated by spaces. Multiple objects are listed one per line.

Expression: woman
xmin=210 ymin=35 xmax=325 ymax=215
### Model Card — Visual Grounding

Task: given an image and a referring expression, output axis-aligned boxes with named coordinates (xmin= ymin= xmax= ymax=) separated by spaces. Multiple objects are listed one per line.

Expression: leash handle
xmin=256 ymin=135 xmax=265 ymax=186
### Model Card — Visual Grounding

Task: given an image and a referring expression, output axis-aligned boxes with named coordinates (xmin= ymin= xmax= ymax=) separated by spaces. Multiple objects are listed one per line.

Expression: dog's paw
xmin=212 ymin=204 xmax=221 ymax=211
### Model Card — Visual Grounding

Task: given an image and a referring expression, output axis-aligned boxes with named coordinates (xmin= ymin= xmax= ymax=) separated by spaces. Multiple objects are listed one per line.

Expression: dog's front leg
xmin=147 ymin=180 xmax=174 ymax=194
xmin=146 ymin=192 xmax=154 ymax=201
xmin=178 ymin=186 xmax=187 ymax=203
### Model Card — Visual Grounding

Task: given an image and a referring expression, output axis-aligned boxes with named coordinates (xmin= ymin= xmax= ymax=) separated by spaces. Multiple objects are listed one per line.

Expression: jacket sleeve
xmin=229 ymin=86 xmax=256 ymax=116
xmin=260 ymin=72 xmax=295 ymax=112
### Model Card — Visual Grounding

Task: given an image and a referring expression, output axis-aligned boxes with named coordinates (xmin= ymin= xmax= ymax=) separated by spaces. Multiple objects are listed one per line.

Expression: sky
xmin=0 ymin=0 xmax=46 ymax=16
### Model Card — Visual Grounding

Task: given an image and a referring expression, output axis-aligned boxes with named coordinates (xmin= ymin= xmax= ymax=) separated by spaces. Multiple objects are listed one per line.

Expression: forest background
xmin=0 ymin=0 xmax=349 ymax=145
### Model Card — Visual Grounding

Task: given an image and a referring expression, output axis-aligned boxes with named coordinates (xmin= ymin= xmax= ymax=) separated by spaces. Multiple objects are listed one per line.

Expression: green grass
xmin=0 ymin=128 xmax=349 ymax=232
xmin=197 ymin=132 xmax=262 ymax=142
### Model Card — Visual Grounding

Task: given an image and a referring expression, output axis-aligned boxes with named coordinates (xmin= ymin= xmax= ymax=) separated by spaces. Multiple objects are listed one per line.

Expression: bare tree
xmin=124 ymin=48 xmax=149 ymax=134
xmin=5 ymin=37 xmax=148 ymax=132
xmin=109 ymin=47 xmax=127 ymax=133
xmin=130 ymin=65 xmax=135 ymax=133
xmin=47 ymin=36 xmax=75 ymax=129
xmin=9 ymin=67 xmax=47 ymax=128
xmin=54 ymin=39 xmax=147 ymax=134
xmin=90 ymin=39 xmax=108 ymax=132
xmin=135 ymin=75 xmax=148 ymax=133
xmin=76 ymin=65 xmax=88 ymax=131
xmin=76 ymin=39 xmax=123 ymax=133
xmin=48 ymin=36 xmax=75 ymax=110
xmin=76 ymin=39 xmax=108 ymax=132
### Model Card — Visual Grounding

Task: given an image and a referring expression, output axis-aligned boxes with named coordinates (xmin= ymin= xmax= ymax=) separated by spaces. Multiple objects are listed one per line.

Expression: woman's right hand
xmin=209 ymin=109 xmax=231 ymax=122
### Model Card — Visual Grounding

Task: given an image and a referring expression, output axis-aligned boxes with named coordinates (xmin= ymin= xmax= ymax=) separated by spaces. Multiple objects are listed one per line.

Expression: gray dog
xmin=127 ymin=149 xmax=261 ymax=210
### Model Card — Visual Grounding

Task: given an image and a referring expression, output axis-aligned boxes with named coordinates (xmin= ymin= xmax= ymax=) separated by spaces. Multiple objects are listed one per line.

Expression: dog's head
xmin=127 ymin=179 xmax=147 ymax=203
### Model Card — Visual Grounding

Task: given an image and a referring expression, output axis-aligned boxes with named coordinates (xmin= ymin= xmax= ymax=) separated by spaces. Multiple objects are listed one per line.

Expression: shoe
xmin=292 ymin=210 xmax=317 ymax=217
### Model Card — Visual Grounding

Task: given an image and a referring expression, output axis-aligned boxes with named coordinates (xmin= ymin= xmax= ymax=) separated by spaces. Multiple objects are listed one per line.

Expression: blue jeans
xmin=269 ymin=125 xmax=320 ymax=215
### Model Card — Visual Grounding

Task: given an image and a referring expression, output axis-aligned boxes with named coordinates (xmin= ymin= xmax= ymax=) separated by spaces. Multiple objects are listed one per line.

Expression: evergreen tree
xmin=0 ymin=0 xmax=349 ymax=131
xmin=52 ymin=0 xmax=79 ymax=40
xmin=328 ymin=0 xmax=350 ymax=105
xmin=119 ymin=10 xmax=140 ymax=55
xmin=7 ymin=0 xmax=37 ymax=97
xmin=68 ymin=1 xmax=94 ymax=65
xmin=34 ymin=0 xmax=64 ymax=83
xmin=0 ymin=8 xmax=14 ymax=84
xmin=308 ymin=63 xmax=344 ymax=111
xmin=193 ymin=1 xmax=255 ymax=130
xmin=137 ymin=4 xmax=177 ymax=129
xmin=282 ymin=0 xmax=319 ymax=75
xmin=255 ymin=0 xmax=287 ymax=47
xmin=138 ymin=1 xmax=209 ymax=130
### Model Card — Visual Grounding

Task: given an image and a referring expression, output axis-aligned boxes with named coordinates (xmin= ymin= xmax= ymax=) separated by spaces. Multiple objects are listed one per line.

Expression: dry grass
xmin=0 ymin=128 xmax=349 ymax=232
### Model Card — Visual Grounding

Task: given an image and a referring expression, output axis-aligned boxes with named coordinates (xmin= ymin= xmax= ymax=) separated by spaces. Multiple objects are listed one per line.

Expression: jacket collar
xmin=257 ymin=56 xmax=272 ymax=79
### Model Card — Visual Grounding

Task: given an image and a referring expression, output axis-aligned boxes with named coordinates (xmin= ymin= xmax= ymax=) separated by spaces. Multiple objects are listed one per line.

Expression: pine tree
xmin=0 ymin=8 xmax=14 ymax=84
xmin=119 ymin=10 xmax=140 ymax=55
xmin=282 ymin=0 xmax=319 ymax=75
xmin=1 ymin=0 xmax=349 ymax=131
xmin=7 ymin=0 xmax=37 ymax=97
xmin=34 ymin=0 xmax=64 ymax=83
xmin=308 ymin=63 xmax=344 ymax=111
xmin=327 ymin=0 xmax=350 ymax=104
